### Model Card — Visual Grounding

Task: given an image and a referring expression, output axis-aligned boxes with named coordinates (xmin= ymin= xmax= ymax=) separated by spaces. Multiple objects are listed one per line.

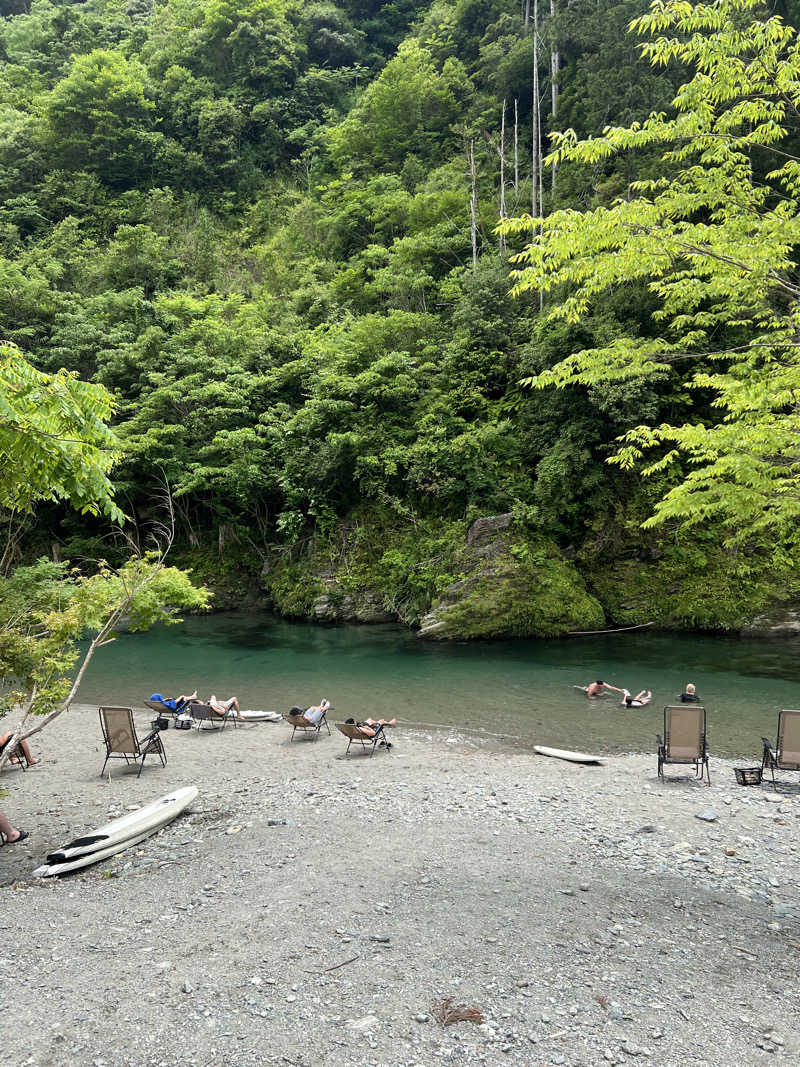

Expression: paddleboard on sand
xmin=39 ymin=786 xmax=199 ymax=868
xmin=35 ymin=826 xmax=161 ymax=877
xmin=533 ymin=745 xmax=605 ymax=765
xmin=231 ymin=709 xmax=282 ymax=723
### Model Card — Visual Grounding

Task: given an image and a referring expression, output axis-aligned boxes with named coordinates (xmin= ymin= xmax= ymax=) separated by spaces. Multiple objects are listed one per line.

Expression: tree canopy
xmin=502 ymin=0 xmax=800 ymax=552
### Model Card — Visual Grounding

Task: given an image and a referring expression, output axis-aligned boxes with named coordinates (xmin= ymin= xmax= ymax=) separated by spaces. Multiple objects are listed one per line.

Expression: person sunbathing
xmin=208 ymin=695 xmax=243 ymax=720
xmin=150 ymin=691 xmax=198 ymax=712
xmin=344 ymin=716 xmax=396 ymax=737
xmin=0 ymin=732 xmax=40 ymax=766
xmin=296 ymin=699 xmax=330 ymax=726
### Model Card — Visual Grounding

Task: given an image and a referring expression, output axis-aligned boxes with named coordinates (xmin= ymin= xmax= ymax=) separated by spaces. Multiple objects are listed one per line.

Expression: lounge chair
xmin=657 ymin=705 xmax=710 ymax=785
xmin=285 ymin=706 xmax=330 ymax=741
xmin=99 ymin=707 xmax=167 ymax=778
xmin=336 ymin=722 xmax=389 ymax=756
xmin=189 ymin=702 xmax=236 ymax=730
xmin=0 ymin=737 xmax=31 ymax=771
xmin=762 ymin=709 xmax=800 ymax=787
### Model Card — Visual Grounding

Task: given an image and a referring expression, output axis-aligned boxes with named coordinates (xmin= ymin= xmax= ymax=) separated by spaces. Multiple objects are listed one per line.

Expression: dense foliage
xmin=2 ymin=0 xmax=798 ymax=631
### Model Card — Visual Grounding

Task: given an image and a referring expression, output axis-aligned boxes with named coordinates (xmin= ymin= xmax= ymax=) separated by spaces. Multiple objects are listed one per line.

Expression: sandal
xmin=4 ymin=829 xmax=29 ymax=845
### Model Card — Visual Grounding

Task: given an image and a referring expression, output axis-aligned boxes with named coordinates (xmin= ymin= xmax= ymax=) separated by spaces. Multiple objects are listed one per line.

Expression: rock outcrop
xmin=417 ymin=514 xmax=605 ymax=640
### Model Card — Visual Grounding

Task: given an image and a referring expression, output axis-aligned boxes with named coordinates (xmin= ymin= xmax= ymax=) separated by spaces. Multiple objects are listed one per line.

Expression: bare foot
xmin=28 ymin=757 xmax=41 ymax=765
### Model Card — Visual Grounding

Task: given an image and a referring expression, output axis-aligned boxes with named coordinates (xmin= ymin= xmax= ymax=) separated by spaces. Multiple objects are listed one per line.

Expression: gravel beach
xmin=1 ymin=703 xmax=798 ymax=1067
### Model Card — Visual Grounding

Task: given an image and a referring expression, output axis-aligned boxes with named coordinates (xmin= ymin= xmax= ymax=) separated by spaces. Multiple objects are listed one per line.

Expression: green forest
xmin=3 ymin=0 xmax=800 ymax=640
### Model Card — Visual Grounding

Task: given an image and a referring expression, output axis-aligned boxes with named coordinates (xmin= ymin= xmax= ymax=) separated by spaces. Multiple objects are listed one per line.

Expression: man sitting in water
xmin=621 ymin=689 xmax=652 ymax=708
xmin=680 ymin=683 xmax=700 ymax=703
xmin=583 ymin=680 xmax=623 ymax=698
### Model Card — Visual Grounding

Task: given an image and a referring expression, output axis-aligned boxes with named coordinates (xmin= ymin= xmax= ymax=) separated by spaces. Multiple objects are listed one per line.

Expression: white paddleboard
xmin=235 ymin=709 xmax=282 ymax=722
xmin=35 ymin=826 xmax=158 ymax=878
xmin=39 ymin=786 xmax=198 ymax=866
xmin=533 ymin=745 xmax=605 ymax=765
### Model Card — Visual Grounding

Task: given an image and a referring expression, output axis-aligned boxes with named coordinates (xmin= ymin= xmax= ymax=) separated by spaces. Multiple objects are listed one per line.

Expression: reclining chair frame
xmin=762 ymin=708 xmax=800 ymax=787
xmin=99 ymin=706 xmax=167 ymax=779
xmin=657 ymin=705 xmax=710 ymax=785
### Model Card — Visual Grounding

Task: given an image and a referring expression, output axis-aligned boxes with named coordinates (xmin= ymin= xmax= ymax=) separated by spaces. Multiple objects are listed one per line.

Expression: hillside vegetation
xmin=2 ymin=0 xmax=799 ymax=636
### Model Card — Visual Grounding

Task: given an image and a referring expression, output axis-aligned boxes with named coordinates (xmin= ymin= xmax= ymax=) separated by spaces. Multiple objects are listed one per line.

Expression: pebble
xmin=695 ymin=810 xmax=718 ymax=822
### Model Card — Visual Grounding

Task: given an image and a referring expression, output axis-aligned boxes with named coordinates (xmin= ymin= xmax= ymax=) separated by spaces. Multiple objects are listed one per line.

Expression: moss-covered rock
xmin=579 ymin=515 xmax=800 ymax=632
xmin=417 ymin=514 xmax=605 ymax=639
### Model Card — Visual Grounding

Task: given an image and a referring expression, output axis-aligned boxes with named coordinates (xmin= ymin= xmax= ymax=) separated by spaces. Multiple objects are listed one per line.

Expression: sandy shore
xmin=1 ymin=703 xmax=798 ymax=1067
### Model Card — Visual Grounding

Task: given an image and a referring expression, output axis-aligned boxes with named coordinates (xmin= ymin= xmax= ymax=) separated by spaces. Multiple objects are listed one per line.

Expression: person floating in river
xmin=622 ymin=689 xmax=652 ymax=708
xmin=680 ymin=683 xmax=700 ymax=703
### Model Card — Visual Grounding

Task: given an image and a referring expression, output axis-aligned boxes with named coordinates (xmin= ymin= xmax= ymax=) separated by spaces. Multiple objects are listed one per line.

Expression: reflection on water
xmin=78 ymin=614 xmax=800 ymax=757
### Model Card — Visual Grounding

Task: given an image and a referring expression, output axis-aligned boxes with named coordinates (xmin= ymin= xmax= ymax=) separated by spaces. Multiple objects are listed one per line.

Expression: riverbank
xmin=1 ymin=703 xmax=798 ymax=1066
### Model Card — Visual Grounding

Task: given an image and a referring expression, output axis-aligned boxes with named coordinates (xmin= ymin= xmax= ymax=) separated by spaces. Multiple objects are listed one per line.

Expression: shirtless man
xmin=584 ymin=680 xmax=623 ymax=698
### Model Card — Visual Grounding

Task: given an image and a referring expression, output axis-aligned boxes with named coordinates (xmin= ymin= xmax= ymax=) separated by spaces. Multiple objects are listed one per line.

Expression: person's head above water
xmin=595 ymin=680 xmax=604 ymax=685
xmin=685 ymin=683 xmax=696 ymax=694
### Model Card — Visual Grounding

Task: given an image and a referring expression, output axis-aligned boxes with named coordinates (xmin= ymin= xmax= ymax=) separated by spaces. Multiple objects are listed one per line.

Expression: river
xmin=75 ymin=613 xmax=800 ymax=758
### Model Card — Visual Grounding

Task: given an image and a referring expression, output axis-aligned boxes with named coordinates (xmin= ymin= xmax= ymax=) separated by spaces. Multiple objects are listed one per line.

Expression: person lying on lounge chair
xmin=150 ymin=691 xmax=198 ymax=712
xmin=208 ymin=695 xmax=243 ymax=721
xmin=296 ymin=699 xmax=330 ymax=726
xmin=344 ymin=716 xmax=396 ymax=737
xmin=0 ymin=732 xmax=39 ymax=766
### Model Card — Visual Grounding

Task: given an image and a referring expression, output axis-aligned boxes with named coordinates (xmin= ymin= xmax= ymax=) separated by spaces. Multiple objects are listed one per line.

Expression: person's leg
xmin=19 ymin=739 xmax=39 ymax=765
xmin=0 ymin=811 xmax=25 ymax=843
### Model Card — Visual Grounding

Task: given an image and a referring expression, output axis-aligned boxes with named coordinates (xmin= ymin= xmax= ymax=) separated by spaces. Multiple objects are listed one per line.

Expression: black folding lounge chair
xmin=285 ymin=706 xmax=330 ymax=741
xmin=657 ymin=705 xmax=710 ymax=785
xmin=336 ymin=722 xmax=389 ymax=756
xmin=762 ymin=709 xmax=800 ymax=787
xmin=99 ymin=706 xmax=167 ymax=778
xmin=0 ymin=735 xmax=31 ymax=770
xmin=189 ymin=702 xmax=236 ymax=730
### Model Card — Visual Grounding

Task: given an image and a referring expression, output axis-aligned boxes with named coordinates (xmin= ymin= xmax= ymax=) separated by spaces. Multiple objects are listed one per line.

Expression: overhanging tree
xmin=500 ymin=0 xmax=800 ymax=551
xmin=0 ymin=341 xmax=208 ymax=773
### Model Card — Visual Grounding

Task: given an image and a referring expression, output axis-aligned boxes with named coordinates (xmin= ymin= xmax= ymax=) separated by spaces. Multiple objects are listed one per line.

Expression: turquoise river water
xmin=77 ymin=613 xmax=800 ymax=757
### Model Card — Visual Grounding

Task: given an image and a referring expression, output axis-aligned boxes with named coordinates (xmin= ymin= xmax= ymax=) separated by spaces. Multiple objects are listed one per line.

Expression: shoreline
xmin=1 ymin=702 xmax=798 ymax=1066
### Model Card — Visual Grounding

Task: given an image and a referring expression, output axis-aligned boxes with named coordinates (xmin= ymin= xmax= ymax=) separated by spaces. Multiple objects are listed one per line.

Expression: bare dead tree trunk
xmin=533 ymin=0 xmax=544 ymax=310
xmin=532 ymin=0 xmax=542 ymax=218
xmin=514 ymin=98 xmax=520 ymax=201
xmin=524 ymin=0 xmax=530 ymax=29
xmin=550 ymin=0 xmax=559 ymax=195
xmin=469 ymin=139 xmax=478 ymax=273
xmin=499 ymin=100 xmax=506 ymax=254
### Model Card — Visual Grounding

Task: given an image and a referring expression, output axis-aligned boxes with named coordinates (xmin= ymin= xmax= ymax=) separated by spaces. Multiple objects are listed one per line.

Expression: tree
xmin=0 ymin=343 xmax=209 ymax=773
xmin=500 ymin=0 xmax=800 ymax=551
xmin=39 ymin=50 xmax=158 ymax=188
xmin=0 ymin=340 xmax=120 ymax=536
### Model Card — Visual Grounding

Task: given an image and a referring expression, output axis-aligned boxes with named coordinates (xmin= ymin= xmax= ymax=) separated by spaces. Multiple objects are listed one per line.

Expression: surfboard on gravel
xmin=35 ymin=785 xmax=198 ymax=877
xmin=533 ymin=745 xmax=605 ymax=765
xmin=232 ymin=709 xmax=282 ymax=723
